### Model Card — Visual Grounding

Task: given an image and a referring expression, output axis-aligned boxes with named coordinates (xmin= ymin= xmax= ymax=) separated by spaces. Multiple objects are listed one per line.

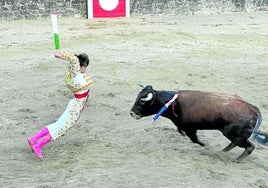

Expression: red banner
xmin=88 ymin=0 xmax=130 ymax=18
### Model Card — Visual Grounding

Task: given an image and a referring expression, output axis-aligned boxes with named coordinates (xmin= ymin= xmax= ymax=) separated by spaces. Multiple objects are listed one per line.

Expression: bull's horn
xmin=141 ymin=93 xmax=153 ymax=101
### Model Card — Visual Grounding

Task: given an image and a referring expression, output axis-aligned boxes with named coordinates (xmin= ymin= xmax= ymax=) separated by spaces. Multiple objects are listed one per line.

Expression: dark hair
xmin=75 ymin=53 xmax=89 ymax=67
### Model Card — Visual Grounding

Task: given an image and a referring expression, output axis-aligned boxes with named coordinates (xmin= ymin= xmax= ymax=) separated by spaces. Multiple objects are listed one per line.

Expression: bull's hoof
xmin=234 ymin=158 xmax=241 ymax=163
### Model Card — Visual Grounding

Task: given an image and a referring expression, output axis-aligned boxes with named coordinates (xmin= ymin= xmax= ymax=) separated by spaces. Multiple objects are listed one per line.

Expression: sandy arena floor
xmin=0 ymin=12 xmax=268 ymax=187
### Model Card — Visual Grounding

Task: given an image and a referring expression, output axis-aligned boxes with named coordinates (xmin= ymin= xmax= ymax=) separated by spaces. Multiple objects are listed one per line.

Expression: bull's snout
xmin=130 ymin=111 xmax=141 ymax=120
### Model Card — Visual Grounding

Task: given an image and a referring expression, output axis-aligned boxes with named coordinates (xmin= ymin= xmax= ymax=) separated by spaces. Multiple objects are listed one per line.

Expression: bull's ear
xmin=138 ymin=84 xmax=145 ymax=88
xmin=145 ymin=85 xmax=153 ymax=90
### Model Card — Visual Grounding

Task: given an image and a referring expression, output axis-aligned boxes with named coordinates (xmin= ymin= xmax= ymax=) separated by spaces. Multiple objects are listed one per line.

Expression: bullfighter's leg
xmin=222 ymin=142 xmax=236 ymax=152
xmin=234 ymin=140 xmax=255 ymax=163
xmin=185 ymin=129 xmax=205 ymax=146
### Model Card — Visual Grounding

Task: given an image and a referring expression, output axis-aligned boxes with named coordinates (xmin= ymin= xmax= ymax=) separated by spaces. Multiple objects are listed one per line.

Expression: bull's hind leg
xmin=223 ymin=142 xmax=236 ymax=152
xmin=234 ymin=140 xmax=255 ymax=163
xmin=222 ymin=122 xmax=255 ymax=162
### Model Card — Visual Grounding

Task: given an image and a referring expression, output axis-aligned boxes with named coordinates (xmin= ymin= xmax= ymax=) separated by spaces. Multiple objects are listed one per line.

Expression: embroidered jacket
xmin=60 ymin=51 xmax=93 ymax=94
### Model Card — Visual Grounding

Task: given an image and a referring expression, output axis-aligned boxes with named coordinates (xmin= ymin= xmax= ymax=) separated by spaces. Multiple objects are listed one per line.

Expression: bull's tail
xmin=252 ymin=108 xmax=268 ymax=144
xmin=253 ymin=108 xmax=262 ymax=134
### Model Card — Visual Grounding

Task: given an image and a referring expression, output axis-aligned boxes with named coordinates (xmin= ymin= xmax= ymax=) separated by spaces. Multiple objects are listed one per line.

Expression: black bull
xmin=130 ymin=85 xmax=263 ymax=163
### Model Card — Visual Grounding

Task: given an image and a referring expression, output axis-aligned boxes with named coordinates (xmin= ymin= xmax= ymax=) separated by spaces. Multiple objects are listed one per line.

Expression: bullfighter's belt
xmin=74 ymin=90 xmax=89 ymax=99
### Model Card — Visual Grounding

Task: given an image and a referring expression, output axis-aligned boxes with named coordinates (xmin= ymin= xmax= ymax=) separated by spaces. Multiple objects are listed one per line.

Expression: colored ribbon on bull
xmin=152 ymin=94 xmax=178 ymax=123
xmin=51 ymin=11 xmax=60 ymax=49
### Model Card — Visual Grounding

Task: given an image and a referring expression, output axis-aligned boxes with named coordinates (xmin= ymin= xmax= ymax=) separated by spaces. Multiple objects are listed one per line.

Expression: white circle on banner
xmin=99 ymin=0 xmax=119 ymax=11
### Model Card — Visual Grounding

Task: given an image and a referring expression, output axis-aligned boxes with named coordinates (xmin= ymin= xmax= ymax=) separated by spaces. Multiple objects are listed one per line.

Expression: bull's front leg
xmin=177 ymin=129 xmax=186 ymax=136
xmin=185 ymin=129 xmax=205 ymax=146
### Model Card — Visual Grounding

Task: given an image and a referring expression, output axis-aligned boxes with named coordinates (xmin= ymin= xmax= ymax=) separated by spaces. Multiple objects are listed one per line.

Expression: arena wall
xmin=0 ymin=0 xmax=267 ymax=20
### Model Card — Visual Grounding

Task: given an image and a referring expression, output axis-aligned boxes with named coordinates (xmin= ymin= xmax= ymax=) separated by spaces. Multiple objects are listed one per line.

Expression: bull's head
xmin=130 ymin=85 xmax=157 ymax=119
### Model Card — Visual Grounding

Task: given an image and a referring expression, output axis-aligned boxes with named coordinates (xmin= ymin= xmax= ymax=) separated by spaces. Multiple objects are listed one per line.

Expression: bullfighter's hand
xmin=55 ymin=50 xmax=62 ymax=58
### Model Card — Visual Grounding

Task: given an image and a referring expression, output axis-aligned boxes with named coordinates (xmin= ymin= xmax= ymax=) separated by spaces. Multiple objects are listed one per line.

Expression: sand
xmin=1 ymin=11 xmax=268 ymax=188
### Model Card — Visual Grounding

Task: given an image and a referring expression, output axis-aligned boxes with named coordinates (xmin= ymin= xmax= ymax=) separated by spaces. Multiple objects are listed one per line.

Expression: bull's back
xmin=178 ymin=90 xmax=255 ymax=123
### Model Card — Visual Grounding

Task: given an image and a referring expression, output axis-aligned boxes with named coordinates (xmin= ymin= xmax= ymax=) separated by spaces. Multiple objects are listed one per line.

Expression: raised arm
xmin=55 ymin=50 xmax=80 ymax=73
